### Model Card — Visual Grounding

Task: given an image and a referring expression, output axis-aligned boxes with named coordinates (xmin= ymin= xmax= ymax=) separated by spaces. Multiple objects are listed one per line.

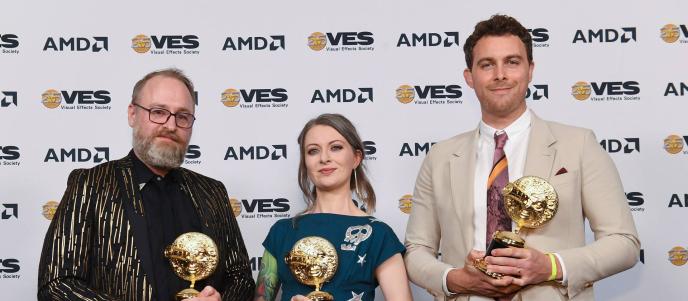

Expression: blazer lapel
xmin=178 ymin=171 xmax=222 ymax=285
xmin=178 ymin=173 xmax=211 ymax=233
xmin=522 ymin=113 xmax=557 ymax=239
xmin=449 ymin=129 xmax=479 ymax=250
xmin=115 ymin=156 xmax=156 ymax=292
xmin=523 ymin=113 xmax=557 ymax=181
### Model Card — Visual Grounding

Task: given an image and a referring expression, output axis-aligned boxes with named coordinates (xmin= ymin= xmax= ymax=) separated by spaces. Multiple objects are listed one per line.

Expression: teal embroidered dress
xmin=263 ymin=213 xmax=405 ymax=301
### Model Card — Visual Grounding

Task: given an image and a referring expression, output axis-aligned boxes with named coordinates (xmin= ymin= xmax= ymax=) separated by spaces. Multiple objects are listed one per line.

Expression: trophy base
xmin=306 ymin=291 xmax=334 ymax=301
xmin=175 ymin=288 xmax=200 ymax=301
xmin=473 ymin=257 xmax=503 ymax=279
xmin=474 ymin=231 xmax=526 ymax=279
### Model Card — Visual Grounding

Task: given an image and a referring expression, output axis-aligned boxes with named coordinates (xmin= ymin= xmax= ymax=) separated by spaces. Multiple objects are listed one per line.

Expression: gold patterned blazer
xmin=38 ymin=154 xmax=255 ymax=301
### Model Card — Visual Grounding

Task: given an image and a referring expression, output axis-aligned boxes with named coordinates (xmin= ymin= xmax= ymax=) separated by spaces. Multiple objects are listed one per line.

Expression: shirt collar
xmin=479 ymin=109 xmax=532 ymax=142
xmin=130 ymin=150 xmax=182 ymax=187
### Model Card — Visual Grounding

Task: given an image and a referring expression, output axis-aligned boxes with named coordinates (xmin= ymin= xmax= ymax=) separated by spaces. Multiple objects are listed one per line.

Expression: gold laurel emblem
xmin=664 ymin=134 xmax=684 ymax=154
xmin=165 ymin=232 xmax=219 ymax=300
xmin=308 ymin=32 xmax=327 ymax=51
xmin=503 ymin=176 xmax=558 ymax=230
xmin=42 ymin=201 xmax=60 ymax=220
xmin=131 ymin=34 xmax=152 ymax=53
xmin=668 ymin=246 xmax=688 ymax=266
xmin=396 ymin=84 xmax=415 ymax=104
xmin=571 ymin=81 xmax=591 ymax=101
xmin=41 ymin=89 xmax=62 ymax=109
xmin=221 ymin=88 xmax=241 ymax=107
xmin=229 ymin=198 xmax=242 ymax=217
xmin=661 ymin=24 xmax=680 ymax=43
xmin=285 ymin=236 xmax=338 ymax=301
xmin=398 ymin=194 xmax=413 ymax=214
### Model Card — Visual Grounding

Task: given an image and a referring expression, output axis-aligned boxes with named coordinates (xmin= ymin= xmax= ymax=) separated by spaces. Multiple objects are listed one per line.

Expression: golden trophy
xmin=284 ymin=236 xmax=338 ymax=301
xmin=475 ymin=176 xmax=559 ymax=278
xmin=165 ymin=232 xmax=219 ymax=301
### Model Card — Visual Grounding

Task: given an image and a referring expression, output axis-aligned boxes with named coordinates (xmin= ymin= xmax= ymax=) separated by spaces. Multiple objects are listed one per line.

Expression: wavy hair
xmin=296 ymin=113 xmax=376 ymax=213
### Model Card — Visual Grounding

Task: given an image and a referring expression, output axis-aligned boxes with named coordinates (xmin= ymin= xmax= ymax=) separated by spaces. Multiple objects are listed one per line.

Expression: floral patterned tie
xmin=486 ymin=131 xmax=512 ymax=249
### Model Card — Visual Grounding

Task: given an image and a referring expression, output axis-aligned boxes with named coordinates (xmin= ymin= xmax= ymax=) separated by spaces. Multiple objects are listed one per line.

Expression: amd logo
xmin=43 ymin=36 xmax=108 ymax=52
xmin=573 ymin=27 xmax=637 ymax=43
xmin=222 ymin=35 xmax=285 ymax=51
xmin=1 ymin=204 xmax=18 ymax=219
xmin=1 ymin=91 xmax=17 ymax=107
xmin=600 ymin=138 xmax=639 ymax=153
xmin=311 ymin=88 xmax=373 ymax=103
xmin=44 ymin=147 xmax=110 ymax=163
xmin=399 ymin=142 xmax=436 ymax=157
xmin=224 ymin=145 xmax=287 ymax=161
xmin=396 ymin=32 xmax=460 ymax=47
xmin=526 ymin=85 xmax=548 ymax=100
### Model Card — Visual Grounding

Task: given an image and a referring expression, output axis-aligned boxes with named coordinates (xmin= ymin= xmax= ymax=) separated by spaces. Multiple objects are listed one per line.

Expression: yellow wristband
xmin=546 ymin=253 xmax=557 ymax=281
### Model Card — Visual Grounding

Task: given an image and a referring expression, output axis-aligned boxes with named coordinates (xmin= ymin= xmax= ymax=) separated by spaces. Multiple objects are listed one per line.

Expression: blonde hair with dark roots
xmin=296 ymin=113 xmax=376 ymax=213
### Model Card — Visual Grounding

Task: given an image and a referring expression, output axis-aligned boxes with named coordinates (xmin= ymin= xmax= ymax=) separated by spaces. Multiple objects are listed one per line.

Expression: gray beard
xmin=132 ymin=127 xmax=186 ymax=170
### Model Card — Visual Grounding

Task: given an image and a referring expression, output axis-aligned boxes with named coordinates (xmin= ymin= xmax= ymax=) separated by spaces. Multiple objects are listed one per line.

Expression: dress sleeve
xmin=371 ymin=222 xmax=406 ymax=269
xmin=262 ymin=219 xmax=288 ymax=257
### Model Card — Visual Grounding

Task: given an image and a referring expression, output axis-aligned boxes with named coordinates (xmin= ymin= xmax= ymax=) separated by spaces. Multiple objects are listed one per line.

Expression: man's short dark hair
xmin=131 ymin=68 xmax=195 ymax=104
xmin=463 ymin=14 xmax=533 ymax=69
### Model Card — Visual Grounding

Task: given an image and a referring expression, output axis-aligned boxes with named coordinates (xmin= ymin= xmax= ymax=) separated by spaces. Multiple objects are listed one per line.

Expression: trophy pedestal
xmin=474 ymin=257 xmax=504 ymax=279
xmin=475 ymin=228 xmax=525 ymax=279
xmin=306 ymin=290 xmax=334 ymax=301
xmin=175 ymin=288 xmax=200 ymax=301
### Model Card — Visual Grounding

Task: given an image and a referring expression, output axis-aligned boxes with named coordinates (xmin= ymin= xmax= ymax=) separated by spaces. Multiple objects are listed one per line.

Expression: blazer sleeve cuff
xmin=405 ymin=251 xmax=454 ymax=296
xmin=442 ymin=267 xmax=458 ymax=296
xmin=556 ymin=249 xmax=595 ymax=298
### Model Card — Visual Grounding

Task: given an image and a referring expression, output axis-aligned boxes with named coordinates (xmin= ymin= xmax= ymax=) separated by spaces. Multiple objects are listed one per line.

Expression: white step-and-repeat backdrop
xmin=1 ymin=1 xmax=686 ymax=300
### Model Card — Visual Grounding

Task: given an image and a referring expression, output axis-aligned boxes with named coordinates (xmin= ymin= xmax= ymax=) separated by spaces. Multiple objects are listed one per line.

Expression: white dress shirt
xmin=472 ymin=110 xmax=532 ymax=251
xmin=442 ymin=110 xmax=567 ymax=298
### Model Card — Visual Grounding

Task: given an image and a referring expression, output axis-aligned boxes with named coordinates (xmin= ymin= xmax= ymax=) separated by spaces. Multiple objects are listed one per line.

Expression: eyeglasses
xmin=133 ymin=103 xmax=196 ymax=129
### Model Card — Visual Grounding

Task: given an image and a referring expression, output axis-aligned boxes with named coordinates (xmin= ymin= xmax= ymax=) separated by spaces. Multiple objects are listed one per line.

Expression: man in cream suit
xmin=404 ymin=15 xmax=640 ymax=300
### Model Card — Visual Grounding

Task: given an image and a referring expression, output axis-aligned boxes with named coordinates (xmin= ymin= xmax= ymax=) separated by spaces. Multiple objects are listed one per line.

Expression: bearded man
xmin=38 ymin=68 xmax=255 ymax=301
